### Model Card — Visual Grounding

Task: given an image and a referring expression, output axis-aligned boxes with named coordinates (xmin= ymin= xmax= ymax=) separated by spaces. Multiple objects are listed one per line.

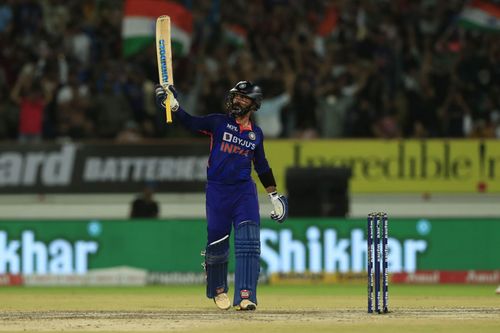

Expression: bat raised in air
xmin=156 ymin=15 xmax=174 ymax=123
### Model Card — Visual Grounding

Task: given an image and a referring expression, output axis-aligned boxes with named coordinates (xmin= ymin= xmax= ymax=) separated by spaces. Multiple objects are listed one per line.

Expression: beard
xmin=229 ymin=102 xmax=252 ymax=117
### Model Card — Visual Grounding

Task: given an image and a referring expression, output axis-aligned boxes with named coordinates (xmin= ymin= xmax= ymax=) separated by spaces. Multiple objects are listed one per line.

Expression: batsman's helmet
xmin=224 ymin=81 xmax=263 ymax=117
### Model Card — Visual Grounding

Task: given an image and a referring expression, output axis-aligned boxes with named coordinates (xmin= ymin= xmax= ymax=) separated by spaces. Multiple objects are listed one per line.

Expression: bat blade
xmin=156 ymin=15 xmax=174 ymax=123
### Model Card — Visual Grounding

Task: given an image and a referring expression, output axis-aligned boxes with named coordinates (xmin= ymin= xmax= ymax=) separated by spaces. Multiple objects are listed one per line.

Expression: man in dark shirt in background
xmin=130 ymin=182 xmax=159 ymax=218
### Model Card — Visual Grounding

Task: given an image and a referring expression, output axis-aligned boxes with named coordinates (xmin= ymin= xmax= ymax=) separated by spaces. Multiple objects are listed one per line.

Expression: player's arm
xmin=155 ymin=85 xmax=217 ymax=133
xmin=253 ymin=132 xmax=288 ymax=223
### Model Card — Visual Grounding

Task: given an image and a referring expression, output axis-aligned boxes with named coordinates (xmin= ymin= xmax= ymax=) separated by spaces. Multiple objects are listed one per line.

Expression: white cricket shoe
xmin=213 ymin=293 xmax=231 ymax=310
xmin=237 ymin=299 xmax=256 ymax=311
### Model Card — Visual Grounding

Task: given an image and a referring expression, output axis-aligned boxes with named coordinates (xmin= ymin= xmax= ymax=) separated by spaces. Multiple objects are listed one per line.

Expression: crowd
xmin=0 ymin=0 xmax=499 ymax=142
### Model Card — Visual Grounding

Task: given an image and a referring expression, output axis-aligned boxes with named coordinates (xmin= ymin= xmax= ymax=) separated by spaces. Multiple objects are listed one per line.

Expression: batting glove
xmin=155 ymin=84 xmax=179 ymax=112
xmin=269 ymin=191 xmax=288 ymax=223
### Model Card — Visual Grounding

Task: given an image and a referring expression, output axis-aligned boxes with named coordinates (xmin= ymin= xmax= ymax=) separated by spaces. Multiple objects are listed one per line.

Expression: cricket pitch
xmin=0 ymin=284 xmax=498 ymax=333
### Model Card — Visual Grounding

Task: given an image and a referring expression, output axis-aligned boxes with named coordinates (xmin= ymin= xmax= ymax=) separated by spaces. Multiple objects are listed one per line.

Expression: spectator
xmin=55 ymin=69 xmax=93 ymax=139
xmin=116 ymin=120 xmax=143 ymax=143
xmin=254 ymin=60 xmax=293 ymax=138
xmin=345 ymin=98 xmax=377 ymax=138
xmin=290 ymin=76 xmax=319 ymax=138
xmin=0 ymin=85 xmax=18 ymax=140
xmin=492 ymin=110 xmax=500 ymax=139
xmin=10 ymin=65 xmax=52 ymax=142
xmin=0 ymin=0 xmax=13 ymax=34
xmin=130 ymin=183 xmax=160 ymax=219
xmin=439 ymin=86 xmax=472 ymax=137
xmin=0 ymin=0 xmax=498 ymax=140
xmin=92 ymin=78 xmax=133 ymax=139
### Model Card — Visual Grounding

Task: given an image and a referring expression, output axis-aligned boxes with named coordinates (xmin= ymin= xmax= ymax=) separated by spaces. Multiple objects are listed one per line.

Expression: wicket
xmin=367 ymin=212 xmax=389 ymax=314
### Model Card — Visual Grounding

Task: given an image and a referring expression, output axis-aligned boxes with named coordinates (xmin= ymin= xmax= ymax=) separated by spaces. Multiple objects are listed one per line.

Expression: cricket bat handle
xmin=165 ymin=92 xmax=172 ymax=123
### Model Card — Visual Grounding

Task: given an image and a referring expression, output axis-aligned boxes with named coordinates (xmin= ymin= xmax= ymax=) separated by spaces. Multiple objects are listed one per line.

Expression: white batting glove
xmin=155 ymin=84 xmax=179 ymax=112
xmin=269 ymin=191 xmax=288 ymax=223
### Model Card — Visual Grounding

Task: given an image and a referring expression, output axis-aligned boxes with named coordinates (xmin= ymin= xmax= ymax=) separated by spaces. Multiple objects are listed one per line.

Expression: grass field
xmin=0 ymin=284 xmax=499 ymax=332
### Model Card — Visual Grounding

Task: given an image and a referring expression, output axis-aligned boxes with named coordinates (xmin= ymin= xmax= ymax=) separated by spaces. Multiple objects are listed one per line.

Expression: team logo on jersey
xmin=248 ymin=131 xmax=256 ymax=140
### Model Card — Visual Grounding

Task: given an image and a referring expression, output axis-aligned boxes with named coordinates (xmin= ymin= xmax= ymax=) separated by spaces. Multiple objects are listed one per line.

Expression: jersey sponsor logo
xmin=226 ymin=124 xmax=238 ymax=132
xmin=220 ymin=142 xmax=250 ymax=156
xmin=222 ymin=132 xmax=256 ymax=150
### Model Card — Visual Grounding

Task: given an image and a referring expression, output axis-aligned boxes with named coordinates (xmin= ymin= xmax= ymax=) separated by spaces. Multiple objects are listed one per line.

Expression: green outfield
xmin=0 ymin=284 xmax=499 ymax=332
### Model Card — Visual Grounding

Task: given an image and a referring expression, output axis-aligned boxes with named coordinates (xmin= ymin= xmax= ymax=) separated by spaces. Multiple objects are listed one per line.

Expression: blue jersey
xmin=175 ymin=108 xmax=271 ymax=184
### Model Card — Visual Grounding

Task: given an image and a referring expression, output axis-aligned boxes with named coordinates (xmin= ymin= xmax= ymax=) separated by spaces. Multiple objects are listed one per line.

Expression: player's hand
xmin=269 ymin=191 xmax=288 ymax=223
xmin=155 ymin=84 xmax=179 ymax=112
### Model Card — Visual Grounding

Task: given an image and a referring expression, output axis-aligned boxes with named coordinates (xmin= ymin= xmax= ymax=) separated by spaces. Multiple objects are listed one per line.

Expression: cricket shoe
xmin=236 ymin=299 xmax=256 ymax=311
xmin=213 ymin=293 xmax=231 ymax=310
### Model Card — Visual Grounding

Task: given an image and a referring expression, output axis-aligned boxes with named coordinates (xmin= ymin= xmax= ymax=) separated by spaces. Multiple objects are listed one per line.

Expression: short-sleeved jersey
xmin=175 ymin=108 xmax=271 ymax=184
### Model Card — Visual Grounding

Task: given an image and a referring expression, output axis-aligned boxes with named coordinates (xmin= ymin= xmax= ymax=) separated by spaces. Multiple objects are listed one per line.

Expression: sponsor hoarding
xmin=264 ymin=139 xmax=500 ymax=193
xmin=0 ymin=143 xmax=208 ymax=193
xmin=1 ymin=140 xmax=500 ymax=193
xmin=0 ymin=218 xmax=498 ymax=275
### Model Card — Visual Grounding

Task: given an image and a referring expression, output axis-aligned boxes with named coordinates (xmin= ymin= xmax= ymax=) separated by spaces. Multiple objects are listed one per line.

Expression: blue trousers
xmin=206 ymin=180 xmax=260 ymax=243
xmin=205 ymin=180 xmax=261 ymax=304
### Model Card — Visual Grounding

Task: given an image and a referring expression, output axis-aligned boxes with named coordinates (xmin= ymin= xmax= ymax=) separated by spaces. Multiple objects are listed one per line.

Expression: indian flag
xmin=316 ymin=5 xmax=338 ymax=37
xmin=459 ymin=0 xmax=500 ymax=32
xmin=223 ymin=24 xmax=247 ymax=47
xmin=122 ymin=0 xmax=193 ymax=57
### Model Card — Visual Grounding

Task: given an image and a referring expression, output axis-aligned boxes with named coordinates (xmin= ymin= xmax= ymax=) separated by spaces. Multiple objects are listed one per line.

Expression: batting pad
xmin=205 ymin=235 xmax=229 ymax=298
xmin=233 ymin=221 xmax=261 ymax=305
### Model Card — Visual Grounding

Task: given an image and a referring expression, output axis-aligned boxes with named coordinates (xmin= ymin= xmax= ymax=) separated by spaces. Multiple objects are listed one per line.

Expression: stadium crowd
xmin=0 ymin=0 xmax=499 ymax=142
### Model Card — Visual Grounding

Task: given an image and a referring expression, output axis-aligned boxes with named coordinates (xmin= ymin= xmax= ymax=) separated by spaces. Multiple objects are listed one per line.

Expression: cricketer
xmin=155 ymin=81 xmax=288 ymax=310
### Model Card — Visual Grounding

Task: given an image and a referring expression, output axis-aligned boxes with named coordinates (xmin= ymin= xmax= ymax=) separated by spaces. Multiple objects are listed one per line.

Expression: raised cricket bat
xmin=156 ymin=15 xmax=174 ymax=123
